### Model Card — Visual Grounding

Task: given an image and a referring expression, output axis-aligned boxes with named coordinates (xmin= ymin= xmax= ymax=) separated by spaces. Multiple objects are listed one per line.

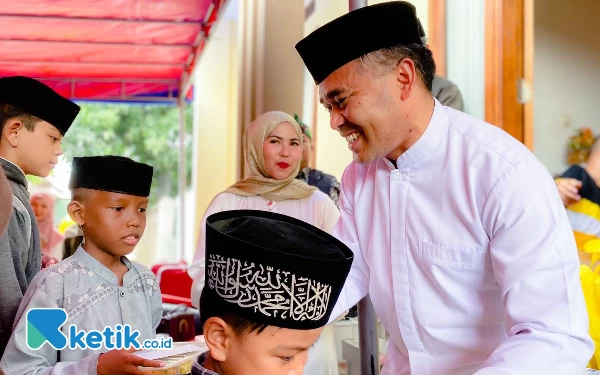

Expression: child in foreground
xmin=193 ymin=209 xmax=354 ymax=375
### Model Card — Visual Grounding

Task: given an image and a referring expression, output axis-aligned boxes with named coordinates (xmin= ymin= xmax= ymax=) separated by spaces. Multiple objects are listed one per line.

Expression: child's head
xmin=0 ymin=76 xmax=80 ymax=177
xmin=199 ymin=210 xmax=354 ymax=375
xmin=67 ymin=156 xmax=153 ymax=257
xmin=202 ymin=313 xmax=323 ymax=375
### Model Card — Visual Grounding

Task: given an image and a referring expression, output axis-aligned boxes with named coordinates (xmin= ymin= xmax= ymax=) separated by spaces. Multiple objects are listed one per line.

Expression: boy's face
xmin=70 ymin=190 xmax=148 ymax=257
xmin=17 ymin=121 xmax=63 ymax=177
xmin=211 ymin=324 xmax=323 ymax=375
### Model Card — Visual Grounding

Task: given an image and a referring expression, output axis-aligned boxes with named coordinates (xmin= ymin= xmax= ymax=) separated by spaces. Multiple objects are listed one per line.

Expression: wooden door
xmin=485 ymin=0 xmax=534 ymax=149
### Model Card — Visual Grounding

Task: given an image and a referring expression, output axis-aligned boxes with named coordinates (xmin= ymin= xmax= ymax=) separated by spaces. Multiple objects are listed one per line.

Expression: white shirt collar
xmin=386 ymin=98 xmax=448 ymax=170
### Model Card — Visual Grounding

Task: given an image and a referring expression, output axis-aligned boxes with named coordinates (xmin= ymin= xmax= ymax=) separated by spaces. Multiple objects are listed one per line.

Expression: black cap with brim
xmin=0 ymin=76 xmax=80 ymax=135
xmin=295 ymin=1 xmax=422 ymax=84
xmin=69 ymin=156 xmax=154 ymax=197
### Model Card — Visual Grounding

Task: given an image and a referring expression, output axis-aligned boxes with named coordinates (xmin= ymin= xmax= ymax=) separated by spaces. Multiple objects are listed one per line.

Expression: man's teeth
xmin=346 ymin=132 xmax=359 ymax=143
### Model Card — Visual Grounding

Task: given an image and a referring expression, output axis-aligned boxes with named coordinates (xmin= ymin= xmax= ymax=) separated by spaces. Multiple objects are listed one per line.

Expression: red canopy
xmin=0 ymin=0 xmax=228 ymax=102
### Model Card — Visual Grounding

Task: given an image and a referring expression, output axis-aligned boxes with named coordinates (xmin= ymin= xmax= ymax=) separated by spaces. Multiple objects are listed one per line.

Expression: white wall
xmin=369 ymin=0 xmax=428 ymax=31
xmin=446 ymin=0 xmax=485 ymax=120
xmin=533 ymin=0 xmax=600 ymax=175
xmin=133 ymin=189 xmax=196 ymax=266
xmin=191 ymin=8 xmax=240 ymax=251
xmin=262 ymin=0 xmax=306 ymax=116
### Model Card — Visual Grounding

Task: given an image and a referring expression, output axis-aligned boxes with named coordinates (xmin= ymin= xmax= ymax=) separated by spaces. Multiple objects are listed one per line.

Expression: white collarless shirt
xmin=331 ymin=100 xmax=593 ymax=374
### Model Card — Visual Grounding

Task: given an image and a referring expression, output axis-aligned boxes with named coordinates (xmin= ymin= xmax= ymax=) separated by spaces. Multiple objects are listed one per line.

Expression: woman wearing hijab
xmin=30 ymin=192 xmax=64 ymax=267
xmin=189 ymin=111 xmax=341 ymax=375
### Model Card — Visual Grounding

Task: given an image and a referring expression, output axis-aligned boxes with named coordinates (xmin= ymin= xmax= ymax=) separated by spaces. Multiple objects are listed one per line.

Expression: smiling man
xmin=0 ymin=76 xmax=80 ymax=358
xmin=296 ymin=1 xmax=593 ymax=374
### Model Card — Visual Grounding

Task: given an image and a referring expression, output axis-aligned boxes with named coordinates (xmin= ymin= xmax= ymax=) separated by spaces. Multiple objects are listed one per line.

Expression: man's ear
xmin=203 ymin=317 xmax=234 ymax=362
xmin=3 ymin=120 xmax=24 ymax=147
xmin=67 ymin=200 xmax=85 ymax=228
xmin=393 ymin=57 xmax=417 ymax=101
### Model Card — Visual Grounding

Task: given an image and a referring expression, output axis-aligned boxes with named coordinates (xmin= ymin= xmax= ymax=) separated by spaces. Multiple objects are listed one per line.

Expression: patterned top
xmin=296 ymin=167 xmax=340 ymax=208
xmin=192 ymin=352 xmax=220 ymax=375
xmin=0 ymin=246 xmax=163 ymax=375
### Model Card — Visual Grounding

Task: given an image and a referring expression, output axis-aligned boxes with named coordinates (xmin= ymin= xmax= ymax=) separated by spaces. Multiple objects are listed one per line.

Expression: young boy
xmin=0 ymin=76 xmax=80 ymax=357
xmin=194 ymin=210 xmax=354 ymax=375
xmin=0 ymin=156 xmax=165 ymax=374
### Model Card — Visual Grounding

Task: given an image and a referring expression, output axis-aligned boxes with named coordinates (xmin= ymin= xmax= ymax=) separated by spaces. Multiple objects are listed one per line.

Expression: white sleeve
xmin=188 ymin=194 xmax=230 ymax=308
xmin=329 ymin=169 xmax=370 ymax=322
xmin=476 ymin=157 xmax=593 ymax=374
xmin=317 ymin=194 xmax=340 ymax=234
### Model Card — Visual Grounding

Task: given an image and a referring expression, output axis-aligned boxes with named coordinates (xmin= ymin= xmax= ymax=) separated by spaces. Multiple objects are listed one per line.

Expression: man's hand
xmin=556 ymin=177 xmax=582 ymax=207
xmin=97 ymin=348 xmax=165 ymax=375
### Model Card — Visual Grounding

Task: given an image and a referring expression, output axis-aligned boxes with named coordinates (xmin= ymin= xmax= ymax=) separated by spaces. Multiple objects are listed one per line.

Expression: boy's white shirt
xmin=0 ymin=246 xmax=163 ymax=375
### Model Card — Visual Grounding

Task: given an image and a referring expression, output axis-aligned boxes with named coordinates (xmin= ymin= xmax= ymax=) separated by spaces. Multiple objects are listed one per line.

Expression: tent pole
xmin=178 ymin=96 xmax=186 ymax=261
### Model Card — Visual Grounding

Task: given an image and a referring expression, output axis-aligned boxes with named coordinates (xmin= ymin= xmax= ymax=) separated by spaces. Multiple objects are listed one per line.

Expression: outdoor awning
xmin=0 ymin=0 xmax=228 ymax=103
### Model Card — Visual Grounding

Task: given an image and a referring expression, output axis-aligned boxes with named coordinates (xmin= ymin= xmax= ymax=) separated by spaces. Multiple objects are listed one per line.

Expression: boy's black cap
xmin=69 ymin=156 xmax=153 ymax=197
xmin=0 ymin=76 xmax=80 ymax=135
xmin=200 ymin=210 xmax=353 ymax=330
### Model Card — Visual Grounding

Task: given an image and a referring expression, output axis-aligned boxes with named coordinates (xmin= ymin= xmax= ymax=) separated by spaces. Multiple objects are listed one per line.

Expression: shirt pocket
xmin=416 ymin=239 xmax=489 ymax=270
xmin=412 ymin=240 xmax=499 ymax=326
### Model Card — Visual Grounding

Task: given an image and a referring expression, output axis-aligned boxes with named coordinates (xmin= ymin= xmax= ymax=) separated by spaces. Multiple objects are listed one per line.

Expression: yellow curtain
xmin=581 ymin=252 xmax=600 ymax=368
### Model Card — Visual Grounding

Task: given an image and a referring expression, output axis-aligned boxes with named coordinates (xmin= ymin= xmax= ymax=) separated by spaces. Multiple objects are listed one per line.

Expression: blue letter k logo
xmin=26 ymin=308 xmax=68 ymax=350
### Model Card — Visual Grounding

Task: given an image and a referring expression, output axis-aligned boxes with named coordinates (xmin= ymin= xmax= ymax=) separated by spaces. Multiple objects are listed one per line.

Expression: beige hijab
xmin=226 ymin=111 xmax=317 ymax=201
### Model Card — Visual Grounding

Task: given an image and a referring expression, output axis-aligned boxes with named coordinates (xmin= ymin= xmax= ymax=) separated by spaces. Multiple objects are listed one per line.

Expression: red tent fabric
xmin=0 ymin=0 xmax=227 ymax=102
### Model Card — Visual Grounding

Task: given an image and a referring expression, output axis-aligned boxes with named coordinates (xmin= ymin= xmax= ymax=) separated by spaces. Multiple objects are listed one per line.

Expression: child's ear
xmin=203 ymin=317 xmax=233 ymax=362
xmin=3 ymin=120 xmax=23 ymax=147
xmin=67 ymin=201 xmax=85 ymax=228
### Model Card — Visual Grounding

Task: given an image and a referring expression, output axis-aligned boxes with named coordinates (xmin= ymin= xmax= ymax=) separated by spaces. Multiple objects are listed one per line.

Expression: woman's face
xmin=31 ymin=197 xmax=50 ymax=222
xmin=262 ymin=122 xmax=302 ymax=180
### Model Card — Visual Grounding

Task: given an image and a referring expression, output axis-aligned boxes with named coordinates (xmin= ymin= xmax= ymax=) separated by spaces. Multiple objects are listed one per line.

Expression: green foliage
xmin=61 ymin=103 xmax=193 ymax=202
xmin=25 ymin=175 xmax=44 ymax=185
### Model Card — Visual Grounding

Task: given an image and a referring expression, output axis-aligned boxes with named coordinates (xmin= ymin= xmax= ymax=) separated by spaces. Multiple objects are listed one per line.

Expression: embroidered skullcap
xmin=200 ymin=210 xmax=353 ymax=330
